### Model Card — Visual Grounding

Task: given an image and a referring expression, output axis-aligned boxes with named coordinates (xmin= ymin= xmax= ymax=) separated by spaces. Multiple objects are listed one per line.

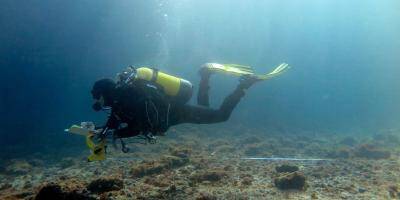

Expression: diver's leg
xmin=171 ymin=76 xmax=257 ymax=125
xmin=210 ymin=75 xmax=259 ymax=122
xmin=197 ymin=67 xmax=211 ymax=107
xmin=170 ymin=105 xmax=222 ymax=124
xmin=173 ymin=89 xmax=244 ymax=124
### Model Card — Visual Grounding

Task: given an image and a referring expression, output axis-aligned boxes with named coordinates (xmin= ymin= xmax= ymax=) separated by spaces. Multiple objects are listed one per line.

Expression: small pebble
xmin=358 ymin=188 xmax=367 ymax=193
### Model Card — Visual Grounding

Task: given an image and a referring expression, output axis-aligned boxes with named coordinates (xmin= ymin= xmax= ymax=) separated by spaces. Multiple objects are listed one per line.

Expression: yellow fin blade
xmin=256 ymin=63 xmax=290 ymax=80
xmin=204 ymin=63 xmax=254 ymax=76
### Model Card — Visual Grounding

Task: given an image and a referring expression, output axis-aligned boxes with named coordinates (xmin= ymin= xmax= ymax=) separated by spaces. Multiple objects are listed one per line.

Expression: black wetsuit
xmin=105 ymin=75 xmax=246 ymax=138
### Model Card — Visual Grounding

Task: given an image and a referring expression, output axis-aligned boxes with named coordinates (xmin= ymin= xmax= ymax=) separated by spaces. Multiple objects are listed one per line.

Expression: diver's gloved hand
xmin=238 ymin=74 xmax=260 ymax=90
xmin=93 ymin=131 xmax=105 ymax=143
xmin=93 ymin=128 xmax=109 ymax=142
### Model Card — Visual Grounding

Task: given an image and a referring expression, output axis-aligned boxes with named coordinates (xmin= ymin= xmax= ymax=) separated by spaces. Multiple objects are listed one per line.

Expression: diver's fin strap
xmin=150 ymin=68 xmax=159 ymax=82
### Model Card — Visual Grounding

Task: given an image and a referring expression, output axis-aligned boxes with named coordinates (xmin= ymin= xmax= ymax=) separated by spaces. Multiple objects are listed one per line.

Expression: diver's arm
xmin=105 ymin=114 xmax=120 ymax=129
xmin=94 ymin=113 xmax=120 ymax=134
xmin=104 ymin=113 xmax=140 ymax=138
xmin=95 ymin=116 xmax=139 ymax=138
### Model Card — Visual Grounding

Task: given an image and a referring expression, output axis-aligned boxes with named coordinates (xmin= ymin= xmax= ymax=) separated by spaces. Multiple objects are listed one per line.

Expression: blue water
xmin=1 ymin=0 xmax=399 ymax=159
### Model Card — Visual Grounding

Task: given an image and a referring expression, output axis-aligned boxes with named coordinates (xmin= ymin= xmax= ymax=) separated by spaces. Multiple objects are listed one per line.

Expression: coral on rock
xmin=2 ymin=126 xmax=400 ymax=199
xmin=131 ymin=155 xmax=189 ymax=178
xmin=326 ymin=148 xmax=351 ymax=159
xmin=5 ymin=160 xmax=33 ymax=175
xmin=353 ymin=144 xmax=391 ymax=159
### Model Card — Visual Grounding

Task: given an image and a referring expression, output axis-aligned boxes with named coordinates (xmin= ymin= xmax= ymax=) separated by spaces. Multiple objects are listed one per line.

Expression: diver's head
xmin=91 ymin=78 xmax=116 ymax=111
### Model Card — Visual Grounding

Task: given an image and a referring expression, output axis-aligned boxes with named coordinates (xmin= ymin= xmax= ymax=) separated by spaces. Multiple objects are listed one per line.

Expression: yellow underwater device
xmin=65 ymin=122 xmax=106 ymax=161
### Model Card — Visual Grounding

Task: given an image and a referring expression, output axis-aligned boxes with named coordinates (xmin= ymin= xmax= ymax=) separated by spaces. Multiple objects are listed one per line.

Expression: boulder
xmin=132 ymin=160 xmax=165 ymax=178
xmin=274 ymin=172 xmax=306 ymax=190
xmin=275 ymin=164 xmax=299 ymax=173
xmin=190 ymin=170 xmax=228 ymax=183
xmin=353 ymin=144 xmax=391 ymax=159
xmin=35 ymin=183 xmax=94 ymax=200
xmin=161 ymin=155 xmax=189 ymax=168
xmin=326 ymin=148 xmax=351 ymax=159
xmin=86 ymin=178 xmax=123 ymax=194
xmin=196 ymin=192 xmax=217 ymax=200
xmin=59 ymin=157 xmax=76 ymax=169
xmin=131 ymin=156 xmax=189 ymax=178
xmin=5 ymin=159 xmax=33 ymax=175
xmin=169 ymin=147 xmax=192 ymax=158
xmin=339 ymin=136 xmax=357 ymax=146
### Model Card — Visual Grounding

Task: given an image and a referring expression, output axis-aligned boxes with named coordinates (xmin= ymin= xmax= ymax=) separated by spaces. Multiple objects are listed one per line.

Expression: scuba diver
xmin=67 ymin=63 xmax=289 ymax=161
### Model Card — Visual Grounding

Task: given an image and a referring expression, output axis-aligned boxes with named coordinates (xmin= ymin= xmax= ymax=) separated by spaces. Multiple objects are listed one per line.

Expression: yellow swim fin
xmin=255 ymin=63 xmax=290 ymax=80
xmin=202 ymin=62 xmax=290 ymax=80
xmin=203 ymin=63 xmax=254 ymax=76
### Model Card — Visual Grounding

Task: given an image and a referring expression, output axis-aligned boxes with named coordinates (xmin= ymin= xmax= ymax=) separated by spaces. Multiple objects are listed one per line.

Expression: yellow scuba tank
xmin=117 ymin=66 xmax=193 ymax=104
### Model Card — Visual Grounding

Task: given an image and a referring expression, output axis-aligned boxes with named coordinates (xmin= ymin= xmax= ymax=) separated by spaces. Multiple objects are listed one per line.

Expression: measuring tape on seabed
xmin=241 ymin=157 xmax=334 ymax=161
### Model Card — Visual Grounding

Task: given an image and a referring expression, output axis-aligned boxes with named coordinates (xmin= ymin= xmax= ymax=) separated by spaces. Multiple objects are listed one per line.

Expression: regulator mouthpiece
xmin=92 ymin=102 xmax=102 ymax=111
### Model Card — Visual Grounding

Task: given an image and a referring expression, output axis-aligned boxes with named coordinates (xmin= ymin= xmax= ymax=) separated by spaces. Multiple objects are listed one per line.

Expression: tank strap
xmin=150 ymin=68 xmax=159 ymax=82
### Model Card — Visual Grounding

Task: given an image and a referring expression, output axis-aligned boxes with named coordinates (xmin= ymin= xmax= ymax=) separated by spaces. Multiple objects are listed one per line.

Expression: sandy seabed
xmin=1 ymin=125 xmax=399 ymax=200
